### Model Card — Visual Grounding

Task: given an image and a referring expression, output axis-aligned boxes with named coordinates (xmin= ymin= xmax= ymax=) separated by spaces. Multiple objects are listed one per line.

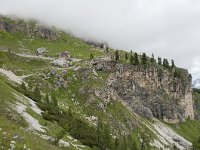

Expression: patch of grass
xmin=0 ymin=30 xmax=104 ymax=59
xmin=0 ymin=115 xmax=62 ymax=150
xmin=0 ymin=78 xmax=16 ymax=103
xmin=107 ymin=101 xmax=136 ymax=129
xmin=0 ymin=51 xmax=50 ymax=75
xmin=167 ymin=119 xmax=200 ymax=143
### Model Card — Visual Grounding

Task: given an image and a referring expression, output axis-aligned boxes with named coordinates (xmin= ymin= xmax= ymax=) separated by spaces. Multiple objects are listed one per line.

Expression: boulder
xmin=36 ymin=47 xmax=46 ymax=56
xmin=59 ymin=51 xmax=70 ymax=59
xmin=51 ymin=58 xmax=70 ymax=68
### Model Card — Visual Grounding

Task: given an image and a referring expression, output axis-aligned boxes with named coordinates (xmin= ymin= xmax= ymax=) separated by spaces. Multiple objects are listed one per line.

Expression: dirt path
xmin=15 ymin=53 xmax=55 ymax=60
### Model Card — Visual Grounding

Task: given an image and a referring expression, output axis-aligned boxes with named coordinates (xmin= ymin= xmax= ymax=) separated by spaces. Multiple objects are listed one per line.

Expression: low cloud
xmin=1 ymin=0 xmax=200 ymax=77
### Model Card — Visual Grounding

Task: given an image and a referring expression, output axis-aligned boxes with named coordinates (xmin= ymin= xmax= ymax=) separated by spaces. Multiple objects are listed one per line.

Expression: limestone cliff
xmin=92 ymin=58 xmax=194 ymax=123
xmin=0 ymin=16 xmax=59 ymax=40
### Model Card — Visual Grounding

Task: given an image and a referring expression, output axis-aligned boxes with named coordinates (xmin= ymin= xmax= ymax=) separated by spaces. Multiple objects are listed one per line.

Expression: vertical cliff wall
xmin=93 ymin=59 xmax=194 ymax=123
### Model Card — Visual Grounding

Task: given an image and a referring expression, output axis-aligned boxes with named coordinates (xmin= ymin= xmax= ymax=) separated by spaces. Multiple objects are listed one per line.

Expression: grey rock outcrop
xmin=0 ymin=17 xmax=59 ymax=40
xmin=0 ymin=20 xmax=15 ymax=33
xmin=92 ymin=59 xmax=194 ymax=123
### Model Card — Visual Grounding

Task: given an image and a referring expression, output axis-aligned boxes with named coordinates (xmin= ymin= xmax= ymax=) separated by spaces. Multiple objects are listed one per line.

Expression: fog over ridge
xmin=1 ymin=0 xmax=200 ymax=77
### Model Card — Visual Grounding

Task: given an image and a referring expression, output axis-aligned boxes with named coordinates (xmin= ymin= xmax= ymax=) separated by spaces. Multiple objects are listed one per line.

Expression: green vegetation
xmin=1 ymin=15 xmax=198 ymax=150
xmin=125 ymin=52 xmax=128 ymax=61
xmin=130 ymin=54 xmax=134 ymax=64
xmin=174 ymin=69 xmax=181 ymax=78
xmin=0 ymin=116 xmax=61 ymax=150
xmin=150 ymin=54 xmax=155 ymax=63
xmin=89 ymin=53 xmax=94 ymax=60
xmin=141 ymin=53 xmax=147 ymax=65
xmin=133 ymin=52 xmax=139 ymax=65
xmin=193 ymin=137 xmax=200 ymax=150
xmin=171 ymin=59 xmax=175 ymax=68
xmin=0 ymin=51 xmax=49 ymax=75
xmin=0 ymin=26 xmax=103 ymax=60
xmin=0 ymin=78 xmax=61 ymax=149
xmin=167 ymin=119 xmax=200 ymax=148
xmin=115 ymin=50 xmax=119 ymax=61
xmin=158 ymin=57 xmax=162 ymax=65
xmin=162 ymin=58 xmax=169 ymax=68
xmin=0 ymin=30 xmax=13 ymax=39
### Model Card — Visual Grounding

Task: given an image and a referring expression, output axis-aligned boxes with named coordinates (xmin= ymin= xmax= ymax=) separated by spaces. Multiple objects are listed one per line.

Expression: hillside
xmin=0 ymin=15 xmax=200 ymax=150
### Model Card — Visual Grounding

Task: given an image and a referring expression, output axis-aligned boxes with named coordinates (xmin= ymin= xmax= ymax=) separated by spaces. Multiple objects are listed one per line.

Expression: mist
xmin=1 ymin=0 xmax=200 ymax=77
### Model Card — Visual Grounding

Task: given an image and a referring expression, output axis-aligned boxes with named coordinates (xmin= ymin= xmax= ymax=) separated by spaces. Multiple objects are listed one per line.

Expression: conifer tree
xmin=115 ymin=50 xmax=119 ymax=61
xmin=134 ymin=52 xmax=139 ymax=65
xmin=33 ymin=86 xmax=41 ymax=102
xmin=45 ymin=94 xmax=50 ymax=104
xmin=89 ymin=53 xmax=94 ymax=60
xmin=171 ymin=59 xmax=175 ymax=68
xmin=130 ymin=55 xmax=134 ymax=64
xmin=163 ymin=58 xmax=169 ymax=68
xmin=128 ymin=136 xmax=139 ymax=150
xmin=103 ymin=125 xmax=111 ymax=149
xmin=193 ymin=137 xmax=200 ymax=150
xmin=141 ymin=53 xmax=147 ymax=65
xmin=163 ymin=58 xmax=166 ymax=67
xmin=125 ymin=52 xmax=128 ymax=61
xmin=121 ymin=135 xmax=127 ymax=150
xmin=150 ymin=54 xmax=155 ymax=63
xmin=166 ymin=59 xmax=169 ymax=68
xmin=97 ymin=117 xmax=112 ymax=149
xmin=67 ymin=106 xmax=73 ymax=127
xmin=21 ymin=82 xmax=28 ymax=96
xmin=97 ymin=117 xmax=103 ymax=148
xmin=51 ymin=94 xmax=58 ymax=107
xmin=114 ymin=138 xmax=119 ymax=150
xmin=158 ymin=57 xmax=162 ymax=65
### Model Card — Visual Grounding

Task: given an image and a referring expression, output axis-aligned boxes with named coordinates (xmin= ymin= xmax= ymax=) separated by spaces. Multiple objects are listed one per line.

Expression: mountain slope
xmin=0 ymin=15 xmax=200 ymax=150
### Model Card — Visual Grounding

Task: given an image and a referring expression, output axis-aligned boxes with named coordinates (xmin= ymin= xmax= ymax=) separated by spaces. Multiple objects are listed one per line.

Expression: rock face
xmin=31 ymin=26 xmax=58 ymax=40
xmin=0 ymin=17 xmax=59 ymax=40
xmin=0 ymin=20 xmax=15 ymax=33
xmin=92 ymin=59 xmax=194 ymax=123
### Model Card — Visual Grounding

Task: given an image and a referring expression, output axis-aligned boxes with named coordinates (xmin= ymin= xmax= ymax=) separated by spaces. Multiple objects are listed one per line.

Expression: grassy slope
xmin=2 ymin=16 xmax=199 ymax=149
xmin=0 ymin=51 xmax=50 ymax=75
xmin=0 ymin=75 xmax=92 ymax=150
xmin=0 ymin=30 xmax=103 ymax=59
xmin=0 ymin=78 xmax=62 ymax=150
xmin=167 ymin=119 xmax=200 ymax=144
xmin=0 ymin=116 xmax=61 ymax=150
xmin=0 ymin=49 xmax=144 ymax=149
xmin=0 ymin=19 xmax=114 ymax=149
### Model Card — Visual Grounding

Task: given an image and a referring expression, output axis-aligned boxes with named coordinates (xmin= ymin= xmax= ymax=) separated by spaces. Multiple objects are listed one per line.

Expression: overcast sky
xmin=0 ymin=0 xmax=200 ymax=78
